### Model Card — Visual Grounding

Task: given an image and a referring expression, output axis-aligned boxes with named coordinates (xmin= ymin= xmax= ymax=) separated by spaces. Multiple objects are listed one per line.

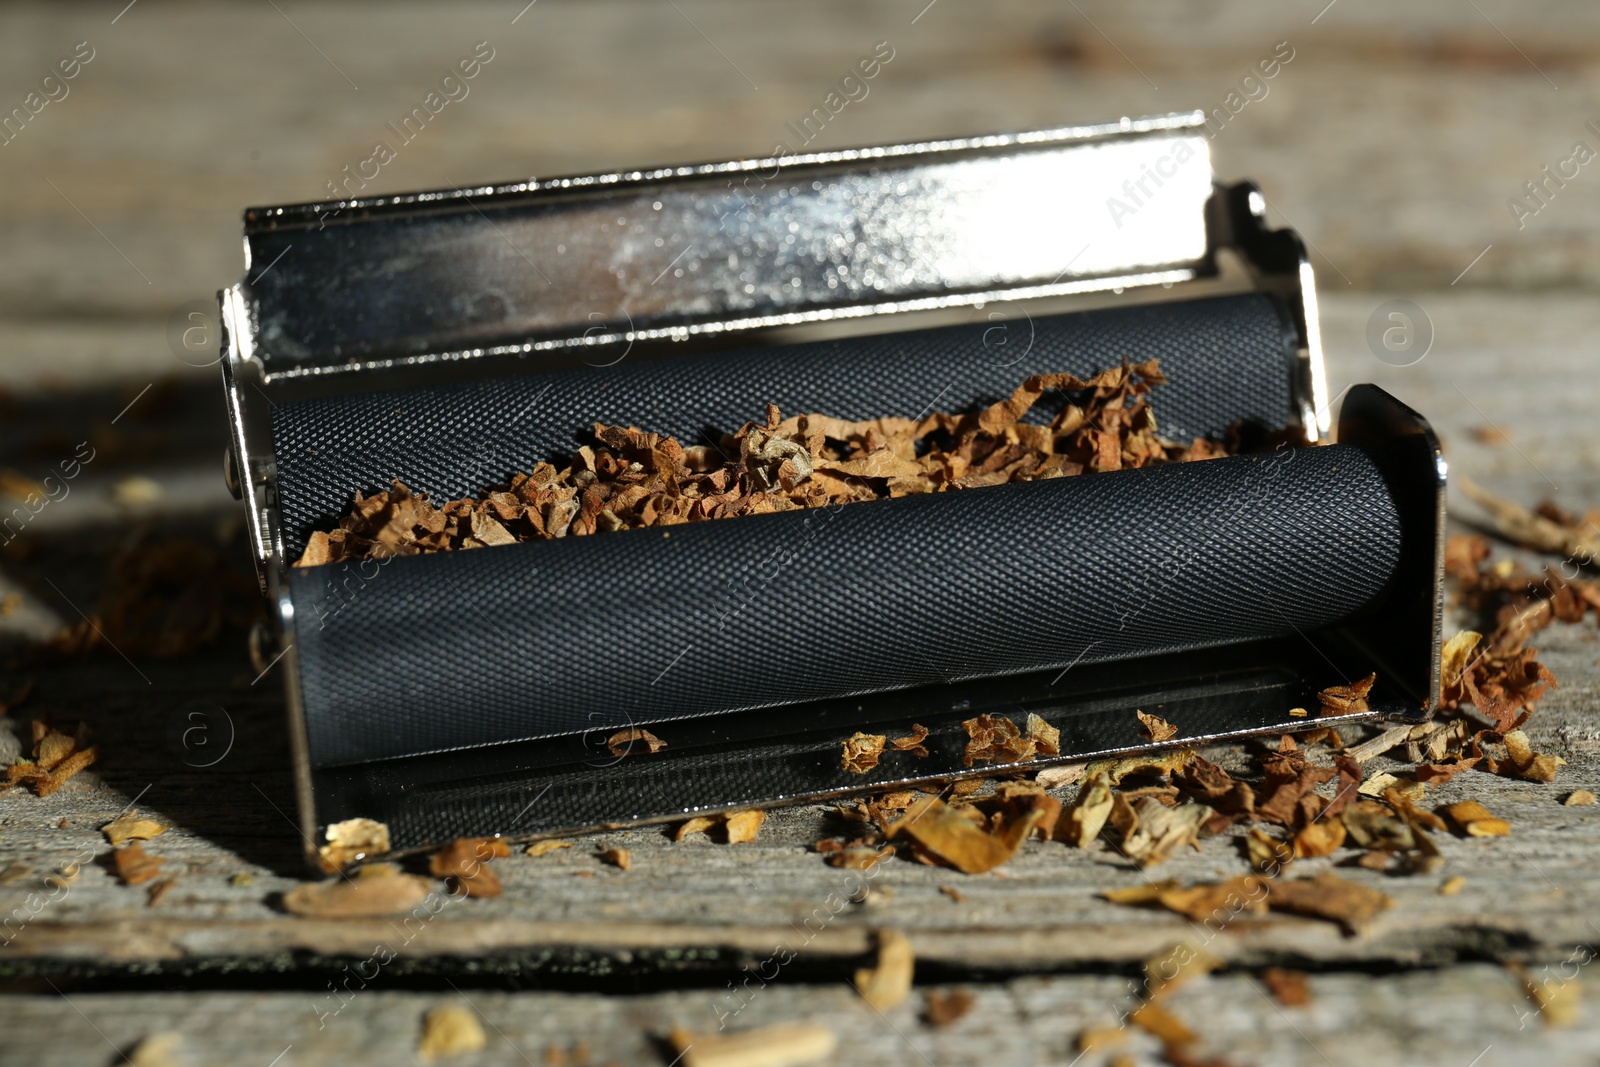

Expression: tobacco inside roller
xmin=295 ymin=360 xmax=1242 ymax=566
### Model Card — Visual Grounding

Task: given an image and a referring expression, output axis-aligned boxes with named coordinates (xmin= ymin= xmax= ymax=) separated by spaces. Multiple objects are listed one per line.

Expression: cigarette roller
xmin=217 ymin=113 xmax=1445 ymax=861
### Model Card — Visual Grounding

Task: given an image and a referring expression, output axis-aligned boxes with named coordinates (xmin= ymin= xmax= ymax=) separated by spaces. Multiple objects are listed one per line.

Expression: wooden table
xmin=2 ymin=2 xmax=1599 ymax=1063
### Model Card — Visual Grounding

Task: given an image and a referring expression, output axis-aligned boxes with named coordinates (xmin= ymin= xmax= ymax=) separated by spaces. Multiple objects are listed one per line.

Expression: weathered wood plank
xmin=1 ymin=964 xmax=1596 ymax=1067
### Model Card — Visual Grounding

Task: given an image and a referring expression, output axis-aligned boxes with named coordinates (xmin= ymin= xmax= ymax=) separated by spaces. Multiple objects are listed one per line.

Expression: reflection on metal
xmin=236 ymin=116 xmax=1218 ymax=379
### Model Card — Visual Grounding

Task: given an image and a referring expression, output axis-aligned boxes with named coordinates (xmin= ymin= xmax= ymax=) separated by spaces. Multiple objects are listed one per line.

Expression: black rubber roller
xmin=270 ymin=292 xmax=1296 ymax=558
xmin=290 ymin=441 xmax=1402 ymax=768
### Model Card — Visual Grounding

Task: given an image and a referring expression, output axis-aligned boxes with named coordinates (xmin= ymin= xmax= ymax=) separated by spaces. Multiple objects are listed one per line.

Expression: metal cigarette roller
xmin=218 ymin=112 xmax=1444 ymax=860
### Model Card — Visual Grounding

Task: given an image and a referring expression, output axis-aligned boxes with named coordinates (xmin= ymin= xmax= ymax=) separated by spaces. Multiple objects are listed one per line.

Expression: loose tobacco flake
xmin=1115 ymin=798 xmax=1212 ymax=868
xmin=102 ymin=811 xmax=166 ymax=846
xmin=112 ymin=842 xmax=164 ymax=886
xmin=961 ymin=713 xmax=1035 ymax=766
xmin=923 ymin=988 xmax=975 ymax=1027
xmin=886 ymin=795 xmax=1044 ymax=874
xmin=1059 ymin=770 xmax=1114 ymax=849
xmin=668 ymin=1022 xmax=836 ymax=1067
xmin=1439 ymin=800 xmax=1511 ymax=837
xmin=2 ymin=722 xmax=99 ymax=798
xmin=1266 ymin=872 xmax=1392 ymax=935
xmin=418 ymin=1004 xmax=487 ymax=1061
xmin=1136 ymin=710 xmax=1178 ymax=743
xmin=1263 ymin=967 xmax=1313 ymax=1007
xmin=841 ymin=732 xmax=887 ymax=774
xmin=283 ymin=864 xmax=434 ymax=918
xmin=317 ymin=817 xmax=391 ymax=872
xmin=724 ymin=810 xmax=766 ymax=844
xmin=854 ymin=928 xmax=914 ymax=1012
xmin=887 ymin=724 xmax=931 ymax=757
xmin=429 ymin=837 xmax=511 ymax=898
xmin=1317 ymin=673 xmax=1376 ymax=717
xmin=607 ymin=726 xmax=667 ymax=757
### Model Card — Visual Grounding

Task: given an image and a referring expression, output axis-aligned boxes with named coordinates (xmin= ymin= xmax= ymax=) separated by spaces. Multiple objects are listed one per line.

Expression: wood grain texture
xmin=3 ymin=965 xmax=1599 ymax=1067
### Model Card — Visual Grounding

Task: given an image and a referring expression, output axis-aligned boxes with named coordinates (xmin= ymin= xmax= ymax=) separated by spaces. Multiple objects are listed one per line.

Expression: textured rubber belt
xmin=290 ymin=442 xmax=1401 ymax=769
xmin=271 ymin=292 xmax=1296 ymax=558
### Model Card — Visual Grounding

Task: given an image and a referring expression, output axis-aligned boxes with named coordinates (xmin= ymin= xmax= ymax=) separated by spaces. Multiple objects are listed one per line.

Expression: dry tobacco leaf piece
xmin=1246 ymin=828 xmax=1294 ymax=874
xmin=939 ymin=885 xmax=966 ymax=904
xmin=1076 ymin=1027 xmax=1127 ymax=1054
xmin=127 ymin=1033 xmax=184 ymax=1067
xmin=102 ymin=811 xmax=166 ymax=846
xmin=429 ymin=837 xmax=511 ymax=898
xmin=1128 ymin=1000 xmax=1195 ymax=1046
xmin=1143 ymin=942 xmax=1221 ymax=999
xmin=669 ymin=1022 xmax=837 ymax=1067
xmin=961 ymin=713 xmax=1035 ymax=766
xmin=842 ymin=732 xmax=887 ymax=774
xmin=887 ymin=724 xmax=931 ymax=757
xmin=146 ymin=876 xmax=177 ymax=907
xmin=601 ymin=847 xmax=631 ymax=870
xmin=2 ymin=723 xmax=99 ymax=798
xmin=525 ymin=839 xmax=572 ymax=857
xmin=1293 ymin=818 xmax=1347 ymax=859
xmin=1564 ymin=790 xmax=1597 ymax=806
xmin=1025 ymin=713 xmax=1061 ymax=756
xmin=675 ymin=816 xmax=720 ymax=841
xmin=1059 ymin=770 xmax=1115 ymax=849
xmin=886 ymin=796 xmax=1040 ymax=874
xmin=1035 ymin=763 xmax=1086 ymax=789
xmin=826 ymin=845 xmax=895 ymax=869
xmin=418 ymin=1004 xmax=487 ymax=1061
xmin=44 ymin=863 xmax=80 ymax=890
xmin=607 ymin=726 xmax=667 ymax=757
xmin=1342 ymin=800 xmax=1416 ymax=852
xmin=1155 ymin=876 xmax=1270 ymax=924
xmin=1266 ymin=872 xmax=1392 ymax=935
xmin=1135 ymin=710 xmax=1178 ymax=743
xmin=1116 ymin=799 xmax=1212 ymax=868
xmin=1509 ymin=962 xmax=1582 ymax=1029
xmin=854 ymin=928 xmax=914 ymax=1011
xmin=283 ymin=864 xmax=434 ymax=918
xmin=923 ymin=988 xmax=975 ymax=1027
xmin=1084 ymin=749 xmax=1193 ymax=786
xmin=1099 ymin=879 xmax=1182 ymax=906
xmin=1440 ymin=800 xmax=1510 ymax=837
xmin=1263 ymin=968 xmax=1312 ymax=1007
xmin=724 ymin=810 xmax=766 ymax=844
xmin=112 ymin=842 xmax=164 ymax=886
xmin=0 ymin=863 xmax=33 ymax=886
xmin=318 ymin=817 xmax=391 ymax=872
xmin=1318 ymin=673 xmax=1376 ymax=717
xmin=1439 ymin=875 xmax=1467 ymax=896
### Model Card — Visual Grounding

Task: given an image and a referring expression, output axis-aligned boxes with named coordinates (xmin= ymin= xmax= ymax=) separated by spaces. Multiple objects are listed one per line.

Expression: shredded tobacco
xmin=428 ymin=837 xmax=511 ymax=898
xmin=282 ymin=864 xmax=433 ymax=918
xmin=2 ymin=721 xmax=98 ymax=798
xmin=295 ymin=361 xmax=1236 ymax=566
